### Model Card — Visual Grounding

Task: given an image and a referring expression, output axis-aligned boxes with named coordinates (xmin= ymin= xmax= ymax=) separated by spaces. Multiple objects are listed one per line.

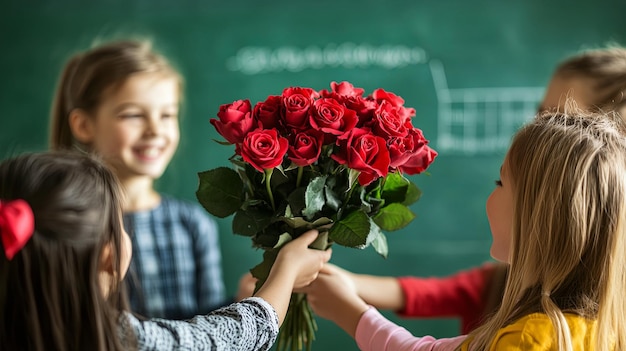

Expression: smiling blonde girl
xmin=49 ymin=39 xmax=232 ymax=319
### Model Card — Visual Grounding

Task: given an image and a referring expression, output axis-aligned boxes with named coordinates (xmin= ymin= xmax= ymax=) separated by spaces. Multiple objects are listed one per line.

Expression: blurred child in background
xmin=49 ymin=39 xmax=237 ymax=319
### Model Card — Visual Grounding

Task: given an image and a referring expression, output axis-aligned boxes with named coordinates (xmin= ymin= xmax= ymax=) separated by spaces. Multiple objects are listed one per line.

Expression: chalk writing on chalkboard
xmin=429 ymin=60 xmax=544 ymax=155
xmin=226 ymin=43 xmax=428 ymax=74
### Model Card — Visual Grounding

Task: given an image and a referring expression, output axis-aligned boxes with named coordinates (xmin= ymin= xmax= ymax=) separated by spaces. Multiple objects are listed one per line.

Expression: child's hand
xmin=319 ymin=265 xmax=406 ymax=311
xmin=235 ymin=272 xmax=257 ymax=301
xmin=300 ymin=269 xmax=369 ymax=337
xmin=272 ymin=229 xmax=332 ymax=288
xmin=255 ymin=229 xmax=332 ymax=325
xmin=320 ymin=263 xmax=357 ymax=295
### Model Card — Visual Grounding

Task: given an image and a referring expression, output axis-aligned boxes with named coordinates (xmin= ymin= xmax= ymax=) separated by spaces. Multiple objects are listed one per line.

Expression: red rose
xmin=371 ymin=88 xmax=416 ymax=120
xmin=332 ymin=128 xmax=390 ymax=186
xmin=371 ymin=88 xmax=405 ymax=107
xmin=282 ymin=87 xmax=318 ymax=130
xmin=371 ymin=100 xmax=411 ymax=139
xmin=399 ymin=145 xmax=437 ymax=174
xmin=253 ymin=95 xmax=283 ymax=130
xmin=345 ymin=97 xmax=378 ymax=127
xmin=288 ymin=130 xmax=324 ymax=167
xmin=210 ymin=100 xmax=255 ymax=144
xmin=320 ymin=90 xmax=377 ymax=128
xmin=240 ymin=129 xmax=289 ymax=172
xmin=320 ymin=81 xmax=365 ymax=98
xmin=309 ymin=98 xmax=358 ymax=141
xmin=388 ymin=128 xmax=426 ymax=168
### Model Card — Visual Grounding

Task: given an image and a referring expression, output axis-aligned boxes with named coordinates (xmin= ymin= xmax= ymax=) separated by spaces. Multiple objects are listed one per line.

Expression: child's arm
xmin=396 ymin=263 xmax=503 ymax=333
xmin=333 ymin=262 xmax=502 ymax=333
xmin=328 ymin=264 xmax=405 ymax=311
xmin=302 ymin=269 xmax=468 ymax=351
xmin=254 ymin=229 xmax=332 ymax=325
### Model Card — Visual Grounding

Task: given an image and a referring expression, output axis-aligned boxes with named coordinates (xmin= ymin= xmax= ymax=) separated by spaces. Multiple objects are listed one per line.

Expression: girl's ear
xmin=99 ymin=243 xmax=117 ymax=298
xmin=99 ymin=242 xmax=114 ymax=275
xmin=69 ymin=109 xmax=96 ymax=144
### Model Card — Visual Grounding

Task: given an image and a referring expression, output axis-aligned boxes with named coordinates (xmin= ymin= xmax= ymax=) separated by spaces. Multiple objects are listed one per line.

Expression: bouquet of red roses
xmin=196 ymin=81 xmax=436 ymax=351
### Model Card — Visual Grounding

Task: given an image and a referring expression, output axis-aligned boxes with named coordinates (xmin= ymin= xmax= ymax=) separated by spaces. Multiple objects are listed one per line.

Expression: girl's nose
xmin=145 ymin=114 xmax=162 ymax=136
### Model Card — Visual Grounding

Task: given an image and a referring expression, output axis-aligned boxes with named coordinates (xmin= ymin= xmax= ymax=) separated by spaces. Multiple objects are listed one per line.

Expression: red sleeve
xmin=396 ymin=263 xmax=497 ymax=334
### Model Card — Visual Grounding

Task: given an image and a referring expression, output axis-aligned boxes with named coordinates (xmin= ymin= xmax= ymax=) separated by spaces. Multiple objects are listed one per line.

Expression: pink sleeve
xmin=355 ymin=307 xmax=467 ymax=351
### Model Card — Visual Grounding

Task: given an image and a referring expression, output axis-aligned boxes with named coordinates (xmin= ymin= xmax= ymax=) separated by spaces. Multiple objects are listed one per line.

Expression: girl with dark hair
xmin=0 ymin=151 xmax=331 ymax=351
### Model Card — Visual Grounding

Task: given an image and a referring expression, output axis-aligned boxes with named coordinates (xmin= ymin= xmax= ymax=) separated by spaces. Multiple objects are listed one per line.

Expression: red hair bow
xmin=0 ymin=199 xmax=34 ymax=260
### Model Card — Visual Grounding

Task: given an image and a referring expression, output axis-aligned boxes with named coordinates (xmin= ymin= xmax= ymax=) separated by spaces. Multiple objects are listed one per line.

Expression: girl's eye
xmin=120 ymin=113 xmax=143 ymax=119
xmin=162 ymin=113 xmax=178 ymax=119
xmin=495 ymin=179 xmax=503 ymax=186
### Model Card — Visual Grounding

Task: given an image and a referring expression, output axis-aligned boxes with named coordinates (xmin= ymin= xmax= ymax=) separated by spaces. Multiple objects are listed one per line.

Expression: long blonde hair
xmin=49 ymin=39 xmax=182 ymax=150
xmin=468 ymin=109 xmax=626 ymax=350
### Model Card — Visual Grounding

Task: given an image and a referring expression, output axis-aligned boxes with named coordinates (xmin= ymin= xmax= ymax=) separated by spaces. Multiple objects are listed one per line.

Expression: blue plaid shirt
xmin=124 ymin=195 xmax=228 ymax=320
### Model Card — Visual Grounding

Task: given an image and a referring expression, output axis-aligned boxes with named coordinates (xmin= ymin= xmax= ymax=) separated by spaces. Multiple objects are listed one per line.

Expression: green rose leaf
xmin=232 ymin=207 xmax=273 ymax=236
xmin=302 ymin=175 xmax=327 ymax=220
xmin=373 ymin=203 xmax=416 ymax=231
xmin=379 ymin=173 xmax=423 ymax=206
xmin=254 ymin=231 xmax=282 ymax=249
xmin=381 ymin=172 xmax=410 ymax=204
xmin=402 ymin=181 xmax=422 ymax=206
xmin=324 ymin=176 xmax=342 ymax=211
xmin=277 ymin=216 xmax=333 ymax=230
xmin=274 ymin=232 xmax=293 ymax=249
xmin=309 ymin=230 xmax=331 ymax=250
xmin=368 ymin=219 xmax=388 ymax=258
xmin=328 ymin=209 xmax=371 ymax=248
xmin=286 ymin=187 xmax=306 ymax=215
xmin=196 ymin=167 xmax=243 ymax=218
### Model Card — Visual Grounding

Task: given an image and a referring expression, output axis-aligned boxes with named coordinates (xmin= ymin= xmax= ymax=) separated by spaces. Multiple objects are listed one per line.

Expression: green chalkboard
xmin=1 ymin=0 xmax=625 ymax=349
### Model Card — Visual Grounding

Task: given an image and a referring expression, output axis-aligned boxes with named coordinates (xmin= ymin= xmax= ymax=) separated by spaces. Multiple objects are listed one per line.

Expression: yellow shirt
xmin=459 ymin=313 xmax=597 ymax=350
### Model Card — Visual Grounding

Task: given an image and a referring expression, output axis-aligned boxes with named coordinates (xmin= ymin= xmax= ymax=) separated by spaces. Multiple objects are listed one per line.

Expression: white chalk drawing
xmin=226 ymin=45 xmax=543 ymax=155
xmin=429 ymin=60 xmax=545 ymax=154
xmin=226 ymin=43 xmax=428 ymax=74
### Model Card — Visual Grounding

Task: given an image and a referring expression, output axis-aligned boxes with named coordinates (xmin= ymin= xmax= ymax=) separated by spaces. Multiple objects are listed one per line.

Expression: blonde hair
xmin=49 ymin=39 xmax=183 ymax=150
xmin=468 ymin=108 xmax=626 ymax=350
xmin=555 ymin=45 xmax=626 ymax=117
